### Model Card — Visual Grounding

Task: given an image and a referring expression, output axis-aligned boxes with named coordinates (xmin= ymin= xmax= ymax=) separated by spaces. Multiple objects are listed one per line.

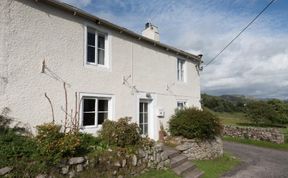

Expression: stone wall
xmin=57 ymin=143 xmax=169 ymax=178
xmin=171 ymin=137 xmax=223 ymax=160
xmin=223 ymin=125 xmax=285 ymax=144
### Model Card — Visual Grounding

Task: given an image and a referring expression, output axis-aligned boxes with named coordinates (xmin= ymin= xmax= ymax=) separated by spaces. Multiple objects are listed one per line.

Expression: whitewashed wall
xmin=0 ymin=0 xmax=201 ymax=140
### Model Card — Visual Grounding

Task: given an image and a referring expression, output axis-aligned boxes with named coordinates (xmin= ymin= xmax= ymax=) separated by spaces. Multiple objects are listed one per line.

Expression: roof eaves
xmin=37 ymin=0 xmax=202 ymax=63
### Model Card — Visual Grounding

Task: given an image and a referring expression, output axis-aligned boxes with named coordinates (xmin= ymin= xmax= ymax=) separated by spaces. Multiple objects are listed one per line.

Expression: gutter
xmin=34 ymin=0 xmax=202 ymax=63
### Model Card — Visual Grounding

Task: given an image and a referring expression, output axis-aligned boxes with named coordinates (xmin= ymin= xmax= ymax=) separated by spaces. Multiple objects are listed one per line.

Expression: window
xmin=139 ymin=101 xmax=149 ymax=135
xmin=177 ymin=101 xmax=187 ymax=110
xmin=86 ymin=27 xmax=107 ymax=66
xmin=82 ymin=97 xmax=110 ymax=127
xmin=177 ymin=58 xmax=185 ymax=81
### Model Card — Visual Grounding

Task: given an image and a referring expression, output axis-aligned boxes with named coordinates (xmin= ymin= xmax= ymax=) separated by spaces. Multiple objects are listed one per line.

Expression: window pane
xmin=98 ymin=99 xmax=108 ymax=111
xmin=87 ymin=31 xmax=95 ymax=46
xmin=139 ymin=124 xmax=143 ymax=135
xmin=139 ymin=103 xmax=143 ymax=112
xmin=83 ymin=113 xmax=95 ymax=126
xmin=84 ymin=99 xmax=95 ymax=112
xmin=139 ymin=113 xmax=143 ymax=123
xmin=143 ymin=103 xmax=148 ymax=112
xmin=87 ymin=46 xmax=95 ymax=63
xmin=144 ymin=113 xmax=148 ymax=123
xmin=98 ymin=35 xmax=105 ymax=49
xmin=98 ymin=112 xmax=108 ymax=125
xmin=97 ymin=49 xmax=105 ymax=65
xmin=144 ymin=124 xmax=148 ymax=135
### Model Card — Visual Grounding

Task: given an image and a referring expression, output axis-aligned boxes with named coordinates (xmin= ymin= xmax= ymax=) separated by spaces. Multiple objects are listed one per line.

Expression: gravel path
xmin=222 ymin=141 xmax=288 ymax=178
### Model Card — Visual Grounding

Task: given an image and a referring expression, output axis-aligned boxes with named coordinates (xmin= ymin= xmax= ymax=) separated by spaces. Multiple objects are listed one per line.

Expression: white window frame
xmin=139 ymin=100 xmax=149 ymax=136
xmin=177 ymin=101 xmax=187 ymax=110
xmin=79 ymin=93 xmax=113 ymax=129
xmin=177 ymin=58 xmax=186 ymax=82
xmin=84 ymin=26 xmax=110 ymax=68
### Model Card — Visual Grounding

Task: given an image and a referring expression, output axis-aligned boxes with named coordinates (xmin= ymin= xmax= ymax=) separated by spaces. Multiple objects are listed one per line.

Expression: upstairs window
xmin=177 ymin=101 xmax=187 ymax=110
xmin=86 ymin=27 xmax=107 ymax=66
xmin=82 ymin=97 xmax=110 ymax=127
xmin=177 ymin=58 xmax=185 ymax=81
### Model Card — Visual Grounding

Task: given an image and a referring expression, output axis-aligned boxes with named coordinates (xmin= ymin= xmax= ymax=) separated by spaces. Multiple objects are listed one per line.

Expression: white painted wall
xmin=0 ymin=0 xmax=201 ymax=140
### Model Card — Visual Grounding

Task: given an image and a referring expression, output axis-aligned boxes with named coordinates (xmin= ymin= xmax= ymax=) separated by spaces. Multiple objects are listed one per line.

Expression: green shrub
xmin=99 ymin=117 xmax=141 ymax=147
xmin=36 ymin=123 xmax=82 ymax=164
xmin=169 ymin=107 xmax=222 ymax=140
xmin=78 ymin=133 xmax=104 ymax=154
xmin=36 ymin=123 xmax=63 ymax=163
xmin=246 ymin=101 xmax=277 ymax=125
xmin=0 ymin=129 xmax=46 ymax=177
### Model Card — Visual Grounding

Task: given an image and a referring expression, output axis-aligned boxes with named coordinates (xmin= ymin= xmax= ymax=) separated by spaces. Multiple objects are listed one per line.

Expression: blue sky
xmin=62 ymin=0 xmax=288 ymax=99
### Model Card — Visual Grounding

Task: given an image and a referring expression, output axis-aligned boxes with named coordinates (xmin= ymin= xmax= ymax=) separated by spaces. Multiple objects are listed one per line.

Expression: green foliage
xmin=267 ymin=99 xmax=288 ymax=124
xmin=78 ymin=133 xmax=105 ymax=154
xmin=169 ymin=108 xmax=222 ymax=140
xmin=36 ymin=123 xmax=83 ymax=164
xmin=99 ymin=117 xmax=141 ymax=147
xmin=201 ymin=94 xmax=244 ymax=112
xmin=0 ymin=129 xmax=47 ymax=177
xmin=245 ymin=99 xmax=288 ymax=125
xmin=246 ymin=101 xmax=279 ymax=125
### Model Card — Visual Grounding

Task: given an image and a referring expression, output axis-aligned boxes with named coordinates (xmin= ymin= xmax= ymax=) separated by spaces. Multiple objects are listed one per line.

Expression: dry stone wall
xmin=172 ymin=137 xmax=223 ymax=160
xmin=31 ymin=143 xmax=170 ymax=178
xmin=223 ymin=125 xmax=285 ymax=144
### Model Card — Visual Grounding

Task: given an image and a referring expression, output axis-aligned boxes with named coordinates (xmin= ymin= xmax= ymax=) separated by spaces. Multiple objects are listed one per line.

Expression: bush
xmin=99 ymin=117 xmax=141 ymax=147
xmin=0 ymin=128 xmax=47 ymax=177
xmin=78 ymin=133 xmax=104 ymax=154
xmin=246 ymin=101 xmax=278 ymax=125
xmin=36 ymin=123 xmax=81 ymax=164
xmin=169 ymin=108 xmax=222 ymax=140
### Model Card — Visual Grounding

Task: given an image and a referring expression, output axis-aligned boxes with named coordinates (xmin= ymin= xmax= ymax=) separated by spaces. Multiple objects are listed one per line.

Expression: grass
xmin=137 ymin=153 xmax=240 ymax=178
xmin=224 ymin=136 xmax=288 ymax=151
xmin=212 ymin=111 xmax=251 ymax=126
xmin=193 ymin=152 xmax=240 ymax=178
xmin=135 ymin=169 xmax=180 ymax=178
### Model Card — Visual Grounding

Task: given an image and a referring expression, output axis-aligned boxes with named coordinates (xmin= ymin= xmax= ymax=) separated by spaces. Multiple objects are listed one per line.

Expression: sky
xmin=61 ymin=0 xmax=288 ymax=99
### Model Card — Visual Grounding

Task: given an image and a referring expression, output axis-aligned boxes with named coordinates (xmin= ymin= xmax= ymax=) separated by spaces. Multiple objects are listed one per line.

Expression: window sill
xmin=84 ymin=63 xmax=111 ymax=72
xmin=80 ymin=124 xmax=103 ymax=129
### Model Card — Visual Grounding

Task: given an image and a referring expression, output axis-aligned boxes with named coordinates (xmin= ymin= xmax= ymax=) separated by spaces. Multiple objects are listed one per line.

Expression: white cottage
xmin=0 ymin=0 xmax=202 ymax=140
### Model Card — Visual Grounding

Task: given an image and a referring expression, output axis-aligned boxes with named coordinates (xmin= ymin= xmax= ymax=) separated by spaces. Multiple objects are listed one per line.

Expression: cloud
xmin=61 ymin=0 xmax=288 ymax=99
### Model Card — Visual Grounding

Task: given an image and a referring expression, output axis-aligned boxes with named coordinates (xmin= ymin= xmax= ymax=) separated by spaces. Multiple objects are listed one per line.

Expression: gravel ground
xmin=222 ymin=141 xmax=288 ymax=178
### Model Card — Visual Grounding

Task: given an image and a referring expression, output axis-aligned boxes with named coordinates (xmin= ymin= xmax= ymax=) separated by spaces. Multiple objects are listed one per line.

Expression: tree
xmin=246 ymin=101 xmax=278 ymax=125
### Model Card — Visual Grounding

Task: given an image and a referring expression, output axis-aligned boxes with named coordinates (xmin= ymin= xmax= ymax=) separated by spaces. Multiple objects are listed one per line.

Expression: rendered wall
xmin=0 ymin=0 xmax=201 ymax=140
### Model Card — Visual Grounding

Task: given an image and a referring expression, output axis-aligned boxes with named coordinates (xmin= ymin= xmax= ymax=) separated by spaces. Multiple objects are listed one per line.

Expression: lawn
xmin=224 ymin=136 xmax=288 ymax=151
xmin=137 ymin=153 xmax=240 ymax=178
xmin=193 ymin=152 xmax=240 ymax=178
xmin=212 ymin=111 xmax=250 ymax=126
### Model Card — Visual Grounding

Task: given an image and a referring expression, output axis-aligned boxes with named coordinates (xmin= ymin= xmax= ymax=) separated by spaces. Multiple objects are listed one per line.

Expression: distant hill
xmin=219 ymin=95 xmax=256 ymax=104
xmin=201 ymin=93 xmax=288 ymax=113
xmin=201 ymin=94 xmax=248 ymax=112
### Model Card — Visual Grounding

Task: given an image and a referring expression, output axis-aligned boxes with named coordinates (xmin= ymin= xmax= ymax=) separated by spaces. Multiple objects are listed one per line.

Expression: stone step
xmin=172 ymin=161 xmax=196 ymax=176
xmin=163 ymin=146 xmax=180 ymax=159
xmin=183 ymin=168 xmax=204 ymax=178
xmin=170 ymin=154 xmax=188 ymax=168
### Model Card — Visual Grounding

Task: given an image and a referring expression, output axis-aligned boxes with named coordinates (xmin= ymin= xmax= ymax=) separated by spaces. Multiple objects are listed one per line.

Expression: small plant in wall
xmin=158 ymin=121 xmax=167 ymax=142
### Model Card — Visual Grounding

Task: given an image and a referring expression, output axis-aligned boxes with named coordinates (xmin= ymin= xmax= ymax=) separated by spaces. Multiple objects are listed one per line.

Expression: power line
xmin=205 ymin=0 xmax=276 ymax=67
